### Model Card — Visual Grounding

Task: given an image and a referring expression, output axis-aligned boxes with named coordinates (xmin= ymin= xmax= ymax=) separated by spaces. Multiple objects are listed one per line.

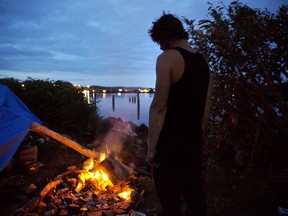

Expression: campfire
xmin=12 ymin=122 xmax=148 ymax=216
xmin=14 ymin=154 xmax=141 ymax=216
xmin=76 ymin=155 xmax=134 ymax=200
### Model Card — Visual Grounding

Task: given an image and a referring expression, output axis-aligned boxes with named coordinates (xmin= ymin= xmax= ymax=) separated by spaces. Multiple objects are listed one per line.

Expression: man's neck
xmin=169 ymin=39 xmax=189 ymax=48
xmin=169 ymin=39 xmax=196 ymax=53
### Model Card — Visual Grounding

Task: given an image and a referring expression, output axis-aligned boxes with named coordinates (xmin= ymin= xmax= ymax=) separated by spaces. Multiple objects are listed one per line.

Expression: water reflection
xmin=82 ymin=90 xmax=153 ymax=126
xmin=83 ymin=89 xmax=97 ymax=105
xmin=137 ymin=94 xmax=140 ymax=120
xmin=127 ymin=94 xmax=140 ymax=120
xmin=95 ymin=93 xmax=153 ymax=126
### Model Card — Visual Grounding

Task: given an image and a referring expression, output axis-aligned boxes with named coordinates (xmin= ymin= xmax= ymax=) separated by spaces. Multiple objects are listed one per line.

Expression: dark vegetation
xmin=0 ymin=1 xmax=288 ymax=215
xmin=184 ymin=1 xmax=288 ymax=176
xmin=0 ymin=77 xmax=102 ymax=141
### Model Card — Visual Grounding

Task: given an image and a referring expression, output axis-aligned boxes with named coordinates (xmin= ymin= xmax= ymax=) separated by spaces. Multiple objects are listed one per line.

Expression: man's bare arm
xmin=147 ymin=52 xmax=172 ymax=166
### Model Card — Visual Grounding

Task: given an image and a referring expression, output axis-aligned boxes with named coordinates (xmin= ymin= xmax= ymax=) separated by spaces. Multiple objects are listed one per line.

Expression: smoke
xmin=94 ymin=118 xmax=136 ymax=161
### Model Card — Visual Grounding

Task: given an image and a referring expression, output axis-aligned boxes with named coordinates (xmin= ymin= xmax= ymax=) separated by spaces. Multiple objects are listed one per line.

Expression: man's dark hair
xmin=148 ymin=13 xmax=188 ymax=43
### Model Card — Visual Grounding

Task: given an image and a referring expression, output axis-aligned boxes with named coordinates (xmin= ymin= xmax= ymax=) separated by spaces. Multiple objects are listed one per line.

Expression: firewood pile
xmin=13 ymin=156 xmax=146 ymax=216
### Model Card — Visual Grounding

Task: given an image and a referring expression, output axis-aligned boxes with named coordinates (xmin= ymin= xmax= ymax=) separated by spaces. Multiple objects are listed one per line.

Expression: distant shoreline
xmin=82 ymin=85 xmax=155 ymax=94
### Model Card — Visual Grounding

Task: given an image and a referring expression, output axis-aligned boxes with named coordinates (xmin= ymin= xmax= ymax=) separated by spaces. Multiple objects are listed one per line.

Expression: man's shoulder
xmin=158 ymin=49 xmax=181 ymax=60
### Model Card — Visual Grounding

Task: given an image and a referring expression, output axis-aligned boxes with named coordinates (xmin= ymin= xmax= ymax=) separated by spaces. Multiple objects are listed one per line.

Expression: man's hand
xmin=146 ymin=149 xmax=160 ymax=168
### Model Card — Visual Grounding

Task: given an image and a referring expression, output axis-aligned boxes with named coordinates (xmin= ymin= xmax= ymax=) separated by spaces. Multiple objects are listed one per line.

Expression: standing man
xmin=146 ymin=13 xmax=211 ymax=216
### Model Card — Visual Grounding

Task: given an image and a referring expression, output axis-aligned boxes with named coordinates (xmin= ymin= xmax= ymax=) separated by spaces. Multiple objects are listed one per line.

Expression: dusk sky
xmin=0 ymin=0 xmax=286 ymax=87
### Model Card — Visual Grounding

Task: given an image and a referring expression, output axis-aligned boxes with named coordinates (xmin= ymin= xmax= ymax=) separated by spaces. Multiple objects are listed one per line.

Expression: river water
xmin=95 ymin=93 xmax=154 ymax=126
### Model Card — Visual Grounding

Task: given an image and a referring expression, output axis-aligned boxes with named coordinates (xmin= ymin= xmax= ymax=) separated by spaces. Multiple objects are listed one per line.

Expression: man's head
xmin=148 ymin=13 xmax=188 ymax=49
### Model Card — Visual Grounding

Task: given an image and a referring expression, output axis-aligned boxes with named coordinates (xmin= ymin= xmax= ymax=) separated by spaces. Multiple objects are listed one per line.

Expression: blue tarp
xmin=0 ymin=84 xmax=41 ymax=172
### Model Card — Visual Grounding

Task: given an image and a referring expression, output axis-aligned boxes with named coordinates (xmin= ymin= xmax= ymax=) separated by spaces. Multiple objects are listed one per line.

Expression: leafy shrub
xmin=0 ymin=77 xmax=102 ymax=140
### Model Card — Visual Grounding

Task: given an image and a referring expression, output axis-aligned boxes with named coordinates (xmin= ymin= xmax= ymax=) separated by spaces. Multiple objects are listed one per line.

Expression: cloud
xmin=0 ymin=0 xmax=285 ymax=87
xmin=0 ymin=0 xmax=170 ymax=86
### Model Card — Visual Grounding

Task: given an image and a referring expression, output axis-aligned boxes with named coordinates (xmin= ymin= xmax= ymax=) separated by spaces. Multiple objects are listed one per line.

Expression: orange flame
xmin=76 ymin=154 xmax=133 ymax=200
xmin=118 ymin=188 xmax=134 ymax=200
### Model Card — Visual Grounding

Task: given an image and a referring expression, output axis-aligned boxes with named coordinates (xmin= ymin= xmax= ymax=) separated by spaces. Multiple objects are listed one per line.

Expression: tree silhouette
xmin=184 ymin=1 xmax=288 ymax=175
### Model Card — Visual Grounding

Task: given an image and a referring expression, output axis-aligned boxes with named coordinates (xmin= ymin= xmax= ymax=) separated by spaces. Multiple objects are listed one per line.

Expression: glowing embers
xmin=20 ymin=155 xmax=137 ymax=215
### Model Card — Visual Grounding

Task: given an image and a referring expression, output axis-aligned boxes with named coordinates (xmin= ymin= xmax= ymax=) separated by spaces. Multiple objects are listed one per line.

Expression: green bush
xmin=0 ymin=77 xmax=102 ymax=140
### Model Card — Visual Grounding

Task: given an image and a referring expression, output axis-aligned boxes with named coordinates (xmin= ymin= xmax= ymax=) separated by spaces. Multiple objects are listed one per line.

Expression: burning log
xmin=30 ymin=122 xmax=100 ymax=159
xmin=97 ymin=156 xmax=131 ymax=185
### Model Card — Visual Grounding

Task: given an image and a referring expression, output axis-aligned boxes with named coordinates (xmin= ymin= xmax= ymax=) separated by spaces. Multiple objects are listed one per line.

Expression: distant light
xmin=118 ymin=89 xmax=122 ymax=92
xmin=21 ymin=84 xmax=25 ymax=88
xmin=87 ymin=85 xmax=90 ymax=88
xmin=138 ymin=88 xmax=150 ymax=93
xmin=102 ymin=90 xmax=106 ymax=93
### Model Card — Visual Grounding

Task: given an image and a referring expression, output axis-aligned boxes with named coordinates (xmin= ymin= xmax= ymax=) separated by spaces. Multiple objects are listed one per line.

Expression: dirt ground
xmin=0 ymin=137 xmax=283 ymax=216
xmin=0 ymin=143 xmax=161 ymax=216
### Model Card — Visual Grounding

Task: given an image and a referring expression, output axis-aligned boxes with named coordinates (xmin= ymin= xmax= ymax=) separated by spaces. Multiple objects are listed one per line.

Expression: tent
xmin=0 ymin=84 xmax=41 ymax=172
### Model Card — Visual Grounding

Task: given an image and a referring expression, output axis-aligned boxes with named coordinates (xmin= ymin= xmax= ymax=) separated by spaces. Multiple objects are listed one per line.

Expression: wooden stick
xmin=13 ymin=179 xmax=63 ymax=216
xmin=30 ymin=122 xmax=100 ymax=159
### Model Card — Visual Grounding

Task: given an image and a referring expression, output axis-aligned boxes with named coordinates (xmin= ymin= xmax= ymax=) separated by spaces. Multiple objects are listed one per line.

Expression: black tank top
xmin=160 ymin=47 xmax=210 ymax=137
